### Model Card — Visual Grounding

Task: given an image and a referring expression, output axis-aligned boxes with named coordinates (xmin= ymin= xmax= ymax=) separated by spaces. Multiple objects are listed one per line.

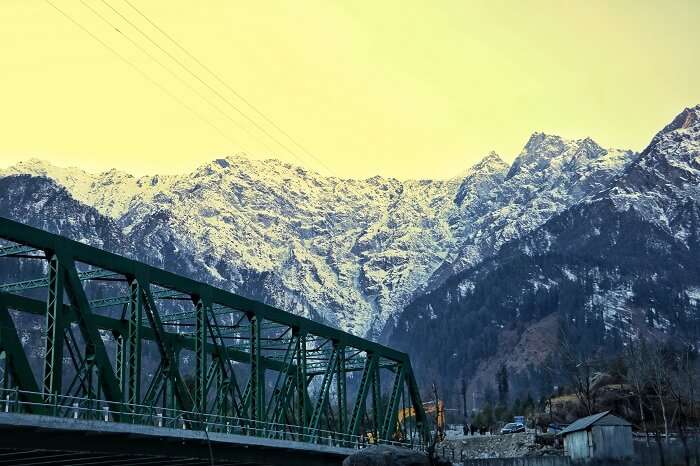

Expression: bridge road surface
xmin=0 ymin=412 xmax=356 ymax=465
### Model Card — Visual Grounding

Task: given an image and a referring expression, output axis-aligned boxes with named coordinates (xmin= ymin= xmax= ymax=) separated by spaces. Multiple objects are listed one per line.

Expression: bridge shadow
xmin=0 ymin=412 xmax=353 ymax=466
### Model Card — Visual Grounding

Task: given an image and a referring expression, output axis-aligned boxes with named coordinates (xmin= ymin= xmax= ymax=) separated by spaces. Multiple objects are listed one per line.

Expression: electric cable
xmin=44 ymin=0 xmax=240 ymax=149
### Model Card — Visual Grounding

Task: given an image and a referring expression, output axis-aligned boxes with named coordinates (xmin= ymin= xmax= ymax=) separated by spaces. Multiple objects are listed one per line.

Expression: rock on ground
xmin=439 ymin=433 xmax=536 ymax=459
xmin=343 ymin=445 xmax=436 ymax=466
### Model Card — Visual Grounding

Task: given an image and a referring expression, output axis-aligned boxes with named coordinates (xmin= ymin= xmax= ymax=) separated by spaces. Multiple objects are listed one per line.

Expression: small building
xmin=559 ymin=411 xmax=633 ymax=461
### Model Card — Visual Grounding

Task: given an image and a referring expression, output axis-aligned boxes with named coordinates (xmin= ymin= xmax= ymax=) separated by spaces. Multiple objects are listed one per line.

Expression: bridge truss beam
xmin=0 ymin=217 xmax=427 ymax=443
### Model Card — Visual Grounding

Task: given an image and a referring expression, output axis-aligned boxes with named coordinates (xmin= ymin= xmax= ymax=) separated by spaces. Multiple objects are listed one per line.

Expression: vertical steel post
xmin=215 ymin=363 xmax=227 ymax=417
xmin=126 ymin=279 xmax=142 ymax=408
xmin=248 ymin=313 xmax=263 ymax=422
xmin=335 ymin=343 xmax=347 ymax=434
xmin=1 ymin=351 xmax=7 ymax=390
xmin=194 ymin=298 xmax=208 ymax=414
xmin=295 ymin=329 xmax=307 ymax=428
xmin=372 ymin=356 xmax=383 ymax=434
xmin=43 ymin=254 xmax=64 ymax=400
xmin=114 ymin=332 xmax=124 ymax=393
xmin=85 ymin=341 xmax=96 ymax=399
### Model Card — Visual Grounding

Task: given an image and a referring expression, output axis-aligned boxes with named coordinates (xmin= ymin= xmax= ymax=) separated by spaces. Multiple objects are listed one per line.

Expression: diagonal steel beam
xmin=141 ymin=282 xmax=193 ymax=413
xmin=404 ymin=362 xmax=429 ymax=441
xmin=0 ymin=217 xmax=410 ymax=362
xmin=0 ymin=302 xmax=40 ymax=398
xmin=349 ymin=354 xmax=376 ymax=437
xmin=307 ymin=343 xmax=338 ymax=436
xmin=266 ymin=335 xmax=297 ymax=423
xmin=59 ymin=255 xmax=123 ymax=406
xmin=381 ymin=363 xmax=404 ymax=440
xmin=206 ymin=316 xmax=243 ymax=417
xmin=142 ymin=361 xmax=165 ymax=408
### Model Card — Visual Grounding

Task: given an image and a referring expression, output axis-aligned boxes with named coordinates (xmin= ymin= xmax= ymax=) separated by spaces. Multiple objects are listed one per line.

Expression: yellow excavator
xmin=394 ymin=400 xmax=445 ymax=442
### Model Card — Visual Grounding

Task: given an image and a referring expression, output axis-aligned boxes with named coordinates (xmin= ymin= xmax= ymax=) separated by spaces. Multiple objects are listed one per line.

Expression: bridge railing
xmin=0 ymin=387 xmax=422 ymax=451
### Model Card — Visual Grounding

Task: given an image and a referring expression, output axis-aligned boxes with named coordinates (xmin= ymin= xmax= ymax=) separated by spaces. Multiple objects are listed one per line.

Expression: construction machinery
xmin=395 ymin=400 xmax=445 ymax=442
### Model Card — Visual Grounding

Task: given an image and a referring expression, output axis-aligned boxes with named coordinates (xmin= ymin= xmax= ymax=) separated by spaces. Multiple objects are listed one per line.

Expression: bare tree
xmin=647 ymin=343 xmax=671 ymax=442
xmin=624 ymin=340 xmax=650 ymax=444
xmin=627 ymin=338 xmax=672 ymax=466
xmin=426 ymin=382 xmax=441 ymax=466
xmin=667 ymin=342 xmax=699 ymax=466
xmin=559 ymin=330 xmax=603 ymax=415
xmin=461 ymin=377 xmax=467 ymax=420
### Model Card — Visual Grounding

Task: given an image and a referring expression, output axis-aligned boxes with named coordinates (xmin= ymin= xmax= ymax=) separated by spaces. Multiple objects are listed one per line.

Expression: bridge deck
xmin=0 ymin=412 xmax=355 ymax=466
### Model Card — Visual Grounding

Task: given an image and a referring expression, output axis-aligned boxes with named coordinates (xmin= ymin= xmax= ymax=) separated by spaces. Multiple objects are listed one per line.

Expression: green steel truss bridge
xmin=0 ymin=217 xmax=428 ymax=463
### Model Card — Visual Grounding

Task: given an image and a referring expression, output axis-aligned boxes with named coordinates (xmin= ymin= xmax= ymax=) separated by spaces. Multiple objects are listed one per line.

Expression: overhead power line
xmin=108 ymin=0 xmax=329 ymax=174
xmin=44 ymin=0 xmax=241 ymax=148
xmin=107 ymin=0 xmax=341 ymax=242
xmin=47 ymin=0 xmax=341 ymax=250
xmin=78 ymin=0 xmax=268 ymax=155
xmin=120 ymin=0 xmax=336 ymax=177
xmin=46 ymin=0 xmax=279 ymax=246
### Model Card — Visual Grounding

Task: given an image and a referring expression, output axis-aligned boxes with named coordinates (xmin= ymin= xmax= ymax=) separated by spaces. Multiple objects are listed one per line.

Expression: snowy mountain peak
xmin=641 ymin=105 xmax=700 ymax=163
xmin=640 ymin=104 xmax=700 ymax=156
xmin=2 ymin=157 xmax=85 ymax=180
xmin=605 ymin=104 xmax=700 ymax=230
xmin=682 ymin=105 xmax=700 ymax=128
xmin=440 ymin=132 xmax=635 ymax=282
xmin=662 ymin=104 xmax=700 ymax=133
xmin=454 ymin=152 xmax=509 ymax=206
xmin=506 ymin=133 xmax=608 ymax=180
xmin=523 ymin=131 xmax=564 ymax=149
xmin=471 ymin=151 xmax=508 ymax=172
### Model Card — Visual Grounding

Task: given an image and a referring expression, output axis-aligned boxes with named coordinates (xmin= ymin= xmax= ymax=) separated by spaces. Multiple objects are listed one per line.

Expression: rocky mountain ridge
xmin=0 ymin=128 xmax=636 ymax=337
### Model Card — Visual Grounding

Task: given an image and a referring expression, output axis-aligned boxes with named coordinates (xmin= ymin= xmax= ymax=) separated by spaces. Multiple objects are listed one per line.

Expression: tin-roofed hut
xmin=559 ymin=411 xmax=633 ymax=461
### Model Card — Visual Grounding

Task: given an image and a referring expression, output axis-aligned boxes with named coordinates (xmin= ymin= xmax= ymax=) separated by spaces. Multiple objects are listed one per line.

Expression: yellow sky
xmin=0 ymin=0 xmax=698 ymax=179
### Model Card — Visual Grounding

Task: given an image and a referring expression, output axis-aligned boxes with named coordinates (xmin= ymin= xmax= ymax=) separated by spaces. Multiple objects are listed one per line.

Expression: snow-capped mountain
xmin=0 ymin=174 xmax=129 ymax=253
xmin=430 ymin=134 xmax=635 ymax=288
xmin=1 ymin=157 xmax=465 ymax=335
xmin=388 ymin=105 xmax=700 ymax=404
xmin=0 ymin=129 xmax=635 ymax=337
xmin=4 ymin=104 xmax=698 ymax=404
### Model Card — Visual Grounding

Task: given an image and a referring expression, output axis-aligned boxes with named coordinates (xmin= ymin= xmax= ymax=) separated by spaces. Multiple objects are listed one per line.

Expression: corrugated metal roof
xmin=558 ymin=411 xmax=631 ymax=436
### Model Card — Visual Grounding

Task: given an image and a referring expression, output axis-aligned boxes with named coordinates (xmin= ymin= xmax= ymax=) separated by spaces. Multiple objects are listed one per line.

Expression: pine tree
xmin=497 ymin=364 xmax=509 ymax=405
